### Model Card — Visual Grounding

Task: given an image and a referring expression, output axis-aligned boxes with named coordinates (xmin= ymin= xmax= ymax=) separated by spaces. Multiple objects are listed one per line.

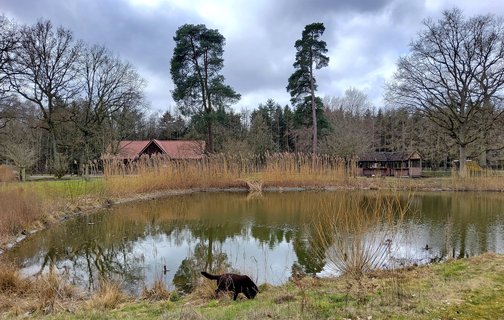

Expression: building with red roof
xmin=102 ymin=140 xmax=206 ymax=161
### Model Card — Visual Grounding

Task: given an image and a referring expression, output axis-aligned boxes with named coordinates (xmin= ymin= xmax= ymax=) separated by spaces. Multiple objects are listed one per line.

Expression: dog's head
xmin=247 ymin=284 xmax=259 ymax=298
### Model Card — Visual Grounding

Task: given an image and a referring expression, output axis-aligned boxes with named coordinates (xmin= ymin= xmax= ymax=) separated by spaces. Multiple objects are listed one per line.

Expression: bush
xmin=0 ymin=165 xmax=19 ymax=183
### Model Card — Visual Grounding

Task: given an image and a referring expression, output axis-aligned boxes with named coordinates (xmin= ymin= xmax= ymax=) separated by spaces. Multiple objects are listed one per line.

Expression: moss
xmin=438 ymin=260 xmax=468 ymax=279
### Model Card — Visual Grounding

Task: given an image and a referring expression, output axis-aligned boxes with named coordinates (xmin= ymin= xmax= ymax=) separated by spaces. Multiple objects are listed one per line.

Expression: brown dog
xmin=201 ymin=271 xmax=259 ymax=300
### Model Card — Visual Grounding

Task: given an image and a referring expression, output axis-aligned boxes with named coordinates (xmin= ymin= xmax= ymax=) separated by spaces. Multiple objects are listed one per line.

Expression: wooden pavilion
xmin=357 ymin=151 xmax=422 ymax=177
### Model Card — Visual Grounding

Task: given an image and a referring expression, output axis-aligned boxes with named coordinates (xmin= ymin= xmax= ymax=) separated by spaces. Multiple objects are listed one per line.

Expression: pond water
xmin=5 ymin=191 xmax=504 ymax=295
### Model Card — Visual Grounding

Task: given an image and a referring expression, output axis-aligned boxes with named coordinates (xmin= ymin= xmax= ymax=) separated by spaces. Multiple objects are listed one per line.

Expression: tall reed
xmin=103 ymin=153 xmax=354 ymax=197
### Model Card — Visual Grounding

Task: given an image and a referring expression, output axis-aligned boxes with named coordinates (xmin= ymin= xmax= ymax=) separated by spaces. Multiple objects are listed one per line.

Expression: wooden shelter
xmin=357 ymin=151 xmax=422 ymax=177
xmin=102 ymin=140 xmax=205 ymax=161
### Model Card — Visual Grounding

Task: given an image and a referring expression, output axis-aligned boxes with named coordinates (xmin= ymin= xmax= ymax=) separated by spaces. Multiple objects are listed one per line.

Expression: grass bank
xmin=0 ymin=253 xmax=502 ymax=319
xmin=0 ymin=178 xmax=105 ymax=247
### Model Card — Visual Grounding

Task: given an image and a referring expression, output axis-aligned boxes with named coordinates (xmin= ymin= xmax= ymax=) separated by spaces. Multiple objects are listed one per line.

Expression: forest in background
xmin=1 ymin=10 xmax=504 ymax=177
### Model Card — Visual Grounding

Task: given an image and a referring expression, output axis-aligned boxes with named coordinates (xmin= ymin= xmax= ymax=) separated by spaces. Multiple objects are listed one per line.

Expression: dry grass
xmin=34 ymin=268 xmax=77 ymax=314
xmin=141 ymin=279 xmax=171 ymax=301
xmin=0 ymin=186 xmax=43 ymax=237
xmin=89 ymin=279 xmax=128 ymax=310
xmin=0 ymin=179 xmax=106 ymax=246
xmin=0 ymin=260 xmax=80 ymax=316
xmin=190 ymin=280 xmax=221 ymax=302
xmin=0 ymin=262 xmax=29 ymax=294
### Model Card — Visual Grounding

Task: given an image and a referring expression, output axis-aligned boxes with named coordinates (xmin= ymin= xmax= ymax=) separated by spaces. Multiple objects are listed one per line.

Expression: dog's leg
xmin=233 ymin=291 xmax=239 ymax=301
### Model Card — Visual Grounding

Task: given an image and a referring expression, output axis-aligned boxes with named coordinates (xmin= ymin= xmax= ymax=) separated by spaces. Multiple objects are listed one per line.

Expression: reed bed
xmin=372 ymin=174 xmax=504 ymax=192
xmin=102 ymin=152 xmax=504 ymax=197
xmin=103 ymin=153 xmax=354 ymax=197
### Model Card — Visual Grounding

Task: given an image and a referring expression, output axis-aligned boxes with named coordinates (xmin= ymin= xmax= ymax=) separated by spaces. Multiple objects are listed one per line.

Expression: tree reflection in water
xmin=173 ymin=243 xmax=230 ymax=294
xmin=6 ymin=191 xmax=504 ymax=296
xmin=36 ymin=238 xmax=143 ymax=292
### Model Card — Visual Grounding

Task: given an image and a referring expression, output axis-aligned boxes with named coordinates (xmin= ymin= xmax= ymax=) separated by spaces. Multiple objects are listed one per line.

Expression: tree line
xmin=168 ymin=9 xmax=504 ymax=176
xmin=2 ymin=8 xmax=504 ymax=178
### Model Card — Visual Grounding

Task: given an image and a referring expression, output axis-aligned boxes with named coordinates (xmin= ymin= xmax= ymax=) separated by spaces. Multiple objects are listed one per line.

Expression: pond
xmin=5 ymin=191 xmax=504 ymax=295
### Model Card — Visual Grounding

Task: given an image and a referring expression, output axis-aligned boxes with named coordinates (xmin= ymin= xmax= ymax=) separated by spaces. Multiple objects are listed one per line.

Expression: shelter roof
xmin=102 ymin=140 xmax=205 ymax=160
xmin=358 ymin=151 xmax=421 ymax=162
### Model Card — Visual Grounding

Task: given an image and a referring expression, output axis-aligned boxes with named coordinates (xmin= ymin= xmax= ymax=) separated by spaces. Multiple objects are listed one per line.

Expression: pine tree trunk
xmin=309 ymin=65 xmax=317 ymax=155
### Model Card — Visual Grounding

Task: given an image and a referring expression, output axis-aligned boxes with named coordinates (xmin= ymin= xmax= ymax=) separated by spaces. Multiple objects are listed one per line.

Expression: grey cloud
xmin=1 ymin=0 xmax=503 ymax=111
xmin=1 ymin=0 xmax=196 ymax=108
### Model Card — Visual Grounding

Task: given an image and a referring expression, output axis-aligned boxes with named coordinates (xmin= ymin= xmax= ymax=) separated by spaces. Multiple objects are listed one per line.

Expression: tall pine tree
xmin=170 ymin=24 xmax=240 ymax=153
xmin=287 ymin=22 xmax=329 ymax=154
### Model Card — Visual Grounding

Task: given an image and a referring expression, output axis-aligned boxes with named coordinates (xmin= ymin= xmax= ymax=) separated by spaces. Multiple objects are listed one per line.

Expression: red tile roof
xmin=114 ymin=140 xmax=150 ymax=160
xmin=102 ymin=140 xmax=205 ymax=160
xmin=153 ymin=140 xmax=205 ymax=159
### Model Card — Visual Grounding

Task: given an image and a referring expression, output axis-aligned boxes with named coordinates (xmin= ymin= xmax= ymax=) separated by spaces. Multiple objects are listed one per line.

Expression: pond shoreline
xmin=2 ymin=180 xmax=504 ymax=256
xmin=2 ymin=182 xmax=504 ymax=318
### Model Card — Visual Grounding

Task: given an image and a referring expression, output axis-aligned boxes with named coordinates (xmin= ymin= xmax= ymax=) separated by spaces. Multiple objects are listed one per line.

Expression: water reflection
xmin=5 ymin=191 xmax=504 ymax=295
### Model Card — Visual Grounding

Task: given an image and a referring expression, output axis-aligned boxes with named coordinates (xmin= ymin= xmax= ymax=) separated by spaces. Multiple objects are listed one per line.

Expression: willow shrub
xmin=314 ymin=191 xmax=412 ymax=301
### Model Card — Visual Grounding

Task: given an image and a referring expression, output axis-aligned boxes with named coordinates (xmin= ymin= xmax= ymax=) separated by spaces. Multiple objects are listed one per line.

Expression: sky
xmin=1 ymin=0 xmax=503 ymax=114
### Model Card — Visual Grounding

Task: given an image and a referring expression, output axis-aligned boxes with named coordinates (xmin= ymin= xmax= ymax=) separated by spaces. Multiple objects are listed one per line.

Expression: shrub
xmin=0 ymin=165 xmax=18 ymax=183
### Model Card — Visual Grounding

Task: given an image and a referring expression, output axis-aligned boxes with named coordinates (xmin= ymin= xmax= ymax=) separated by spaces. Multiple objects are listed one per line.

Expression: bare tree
xmin=322 ymin=89 xmax=373 ymax=159
xmin=386 ymin=9 xmax=504 ymax=176
xmin=0 ymin=15 xmax=18 ymax=102
xmin=0 ymin=98 xmax=17 ymax=132
xmin=5 ymin=19 xmax=82 ymax=170
xmin=72 ymin=44 xmax=145 ymax=170
xmin=0 ymin=16 xmax=19 ymax=130
xmin=0 ymin=100 xmax=38 ymax=180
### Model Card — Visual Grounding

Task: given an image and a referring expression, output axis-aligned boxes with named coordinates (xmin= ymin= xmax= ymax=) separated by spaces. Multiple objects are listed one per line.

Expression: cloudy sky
xmin=1 ymin=0 xmax=503 ymax=114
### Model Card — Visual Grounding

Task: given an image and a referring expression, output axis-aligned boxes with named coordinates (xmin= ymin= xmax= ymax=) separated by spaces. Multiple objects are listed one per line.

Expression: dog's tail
xmin=201 ymin=271 xmax=219 ymax=280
